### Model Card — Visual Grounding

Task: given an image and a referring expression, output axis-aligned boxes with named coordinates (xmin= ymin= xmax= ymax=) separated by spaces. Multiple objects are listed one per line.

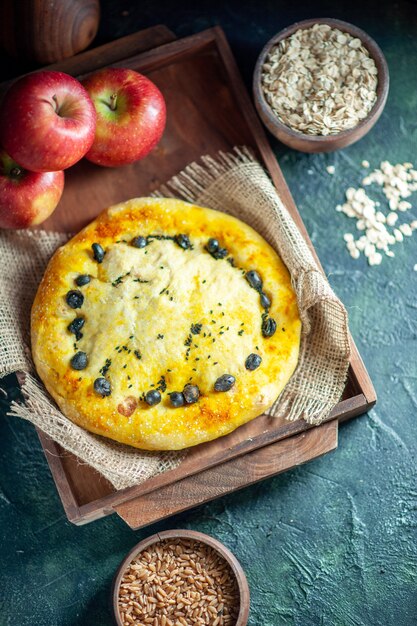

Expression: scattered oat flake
xmin=337 ymin=160 xmax=417 ymax=265
xmin=326 ymin=165 xmax=335 ymax=175
xmin=362 ymin=160 xmax=370 ymax=168
xmin=414 ymin=264 xmax=417 ymax=271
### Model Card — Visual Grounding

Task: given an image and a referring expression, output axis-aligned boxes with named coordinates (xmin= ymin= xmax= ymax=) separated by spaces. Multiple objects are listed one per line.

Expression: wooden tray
xmin=9 ymin=25 xmax=376 ymax=528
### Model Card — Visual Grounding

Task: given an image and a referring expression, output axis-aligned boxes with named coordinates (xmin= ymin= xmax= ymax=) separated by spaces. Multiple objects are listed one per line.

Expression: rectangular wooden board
xmin=115 ymin=420 xmax=338 ymax=529
xmin=10 ymin=25 xmax=376 ymax=526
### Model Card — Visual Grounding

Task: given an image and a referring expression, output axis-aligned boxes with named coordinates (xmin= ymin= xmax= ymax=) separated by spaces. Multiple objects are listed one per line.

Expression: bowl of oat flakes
xmin=253 ymin=18 xmax=389 ymax=152
xmin=112 ymin=529 xmax=250 ymax=626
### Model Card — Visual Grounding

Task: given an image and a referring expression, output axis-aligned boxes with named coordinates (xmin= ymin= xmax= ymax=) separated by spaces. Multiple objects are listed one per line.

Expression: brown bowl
xmin=253 ymin=18 xmax=389 ymax=153
xmin=112 ymin=529 xmax=250 ymax=625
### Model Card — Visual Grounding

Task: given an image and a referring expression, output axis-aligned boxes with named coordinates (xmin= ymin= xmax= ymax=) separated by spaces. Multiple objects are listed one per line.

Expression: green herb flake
xmin=133 ymin=277 xmax=150 ymax=283
xmin=99 ymin=358 xmax=112 ymax=376
xmin=112 ymin=271 xmax=131 ymax=287
xmin=156 ymin=376 xmax=167 ymax=392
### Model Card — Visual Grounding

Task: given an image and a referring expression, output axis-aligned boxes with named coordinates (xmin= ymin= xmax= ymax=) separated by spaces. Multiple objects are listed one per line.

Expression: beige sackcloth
xmin=0 ymin=148 xmax=350 ymax=490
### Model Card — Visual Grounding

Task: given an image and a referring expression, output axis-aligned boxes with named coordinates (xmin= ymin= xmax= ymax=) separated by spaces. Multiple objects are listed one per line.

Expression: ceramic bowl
xmin=112 ymin=529 xmax=250 ymax=625
xmin=253 ymin=18 xmax=389 ymax=152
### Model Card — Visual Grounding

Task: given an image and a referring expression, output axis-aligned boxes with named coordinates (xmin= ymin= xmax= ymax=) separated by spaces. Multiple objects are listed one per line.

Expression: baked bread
xmin=31 ymin=198 xmax=301 ymax=450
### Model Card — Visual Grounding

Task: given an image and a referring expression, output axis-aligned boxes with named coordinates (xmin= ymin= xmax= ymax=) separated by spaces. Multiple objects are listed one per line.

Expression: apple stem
xmin=109 ymin=93 xmax=118 ymax=111
xmin=10 ymin=167 xmax=22 ymax=178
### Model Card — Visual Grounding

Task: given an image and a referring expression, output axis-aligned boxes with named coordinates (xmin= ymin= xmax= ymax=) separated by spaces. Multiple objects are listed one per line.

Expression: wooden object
xmin=115 ymin=420 xmax=337 ymax=530
xmin=0 ymin=0 xmax=100 ymax=64
xmin=253 ymin=18 xmax=389 ymax=153
xmin=111 ymin=530 xmax=250 ymax=625
xmin=5 ymin=26 xmax=376 ymax=526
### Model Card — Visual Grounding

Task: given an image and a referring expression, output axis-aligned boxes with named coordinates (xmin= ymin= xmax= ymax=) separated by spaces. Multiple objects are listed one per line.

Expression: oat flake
xmin=261 ymin=23 xmax=378 ymax=136
xmin=336 ymin=160 xmax=417 ymax=265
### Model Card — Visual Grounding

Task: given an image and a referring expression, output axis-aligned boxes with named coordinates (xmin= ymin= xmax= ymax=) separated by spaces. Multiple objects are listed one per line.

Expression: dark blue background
xmin=1 ymin=2 xmax=416 ymax=624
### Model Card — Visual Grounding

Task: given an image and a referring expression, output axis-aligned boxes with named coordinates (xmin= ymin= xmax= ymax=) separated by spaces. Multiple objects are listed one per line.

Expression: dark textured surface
xmin=1 ymin=2 xmax=417 ymax=625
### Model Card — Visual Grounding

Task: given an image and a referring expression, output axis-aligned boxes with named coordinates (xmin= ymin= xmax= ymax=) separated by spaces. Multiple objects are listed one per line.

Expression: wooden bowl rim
xmin=111 ymin=529 xmax=250 ymax=626
xmin=253 ymin=17 xmax=390 ymax=144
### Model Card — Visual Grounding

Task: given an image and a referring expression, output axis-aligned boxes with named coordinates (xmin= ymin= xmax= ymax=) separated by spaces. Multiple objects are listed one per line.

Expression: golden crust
xmin=31 ymin=198 xmax=301 ymax=450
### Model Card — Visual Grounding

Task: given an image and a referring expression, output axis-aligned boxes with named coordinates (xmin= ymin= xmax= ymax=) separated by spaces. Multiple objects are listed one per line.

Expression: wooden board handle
xmin=115 ymin=420 xmax=338 ymax=530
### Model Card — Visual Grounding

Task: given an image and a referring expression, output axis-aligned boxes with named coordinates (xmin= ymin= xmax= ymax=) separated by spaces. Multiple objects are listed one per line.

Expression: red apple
xmin=82 ymin=68 xmax=166 ymax=167
xmin=0 ymin=71 xmax=96 ymax=172
xmin=0 ymin=149 xmax=64 ymax=228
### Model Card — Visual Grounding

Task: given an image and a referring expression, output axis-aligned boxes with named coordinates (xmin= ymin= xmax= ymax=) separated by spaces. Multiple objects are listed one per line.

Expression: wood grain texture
xmin=8 ymin=26 xmax=375 ymax=525
xmin=252 ymin=18 xmax=389 ymax=153
xmin=45 ymin=25 xmax=177 ymax=75
xmin=114 ymin=420 xmax=338 ymax=530
xmin=0 ymin=0 xmax=100 ymax=64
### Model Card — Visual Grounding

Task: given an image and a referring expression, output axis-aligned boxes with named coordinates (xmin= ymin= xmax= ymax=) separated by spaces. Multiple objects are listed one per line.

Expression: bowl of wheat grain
xmin=112 ymin=529 xmax=250 ymax=626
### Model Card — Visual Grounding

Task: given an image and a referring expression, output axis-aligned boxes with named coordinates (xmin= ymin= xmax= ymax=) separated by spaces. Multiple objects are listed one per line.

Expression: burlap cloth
xmin=0 ymin=147 xmax=350 ymax=490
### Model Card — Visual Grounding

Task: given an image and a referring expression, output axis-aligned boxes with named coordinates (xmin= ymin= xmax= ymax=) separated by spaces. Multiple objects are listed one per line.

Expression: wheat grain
xmin=117 ymin=539 xmax=240 ymax=626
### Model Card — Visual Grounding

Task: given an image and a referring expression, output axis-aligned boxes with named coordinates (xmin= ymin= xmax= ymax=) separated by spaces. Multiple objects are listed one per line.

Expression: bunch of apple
xmin=0 ymin=68 xmax=166 ymax=229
